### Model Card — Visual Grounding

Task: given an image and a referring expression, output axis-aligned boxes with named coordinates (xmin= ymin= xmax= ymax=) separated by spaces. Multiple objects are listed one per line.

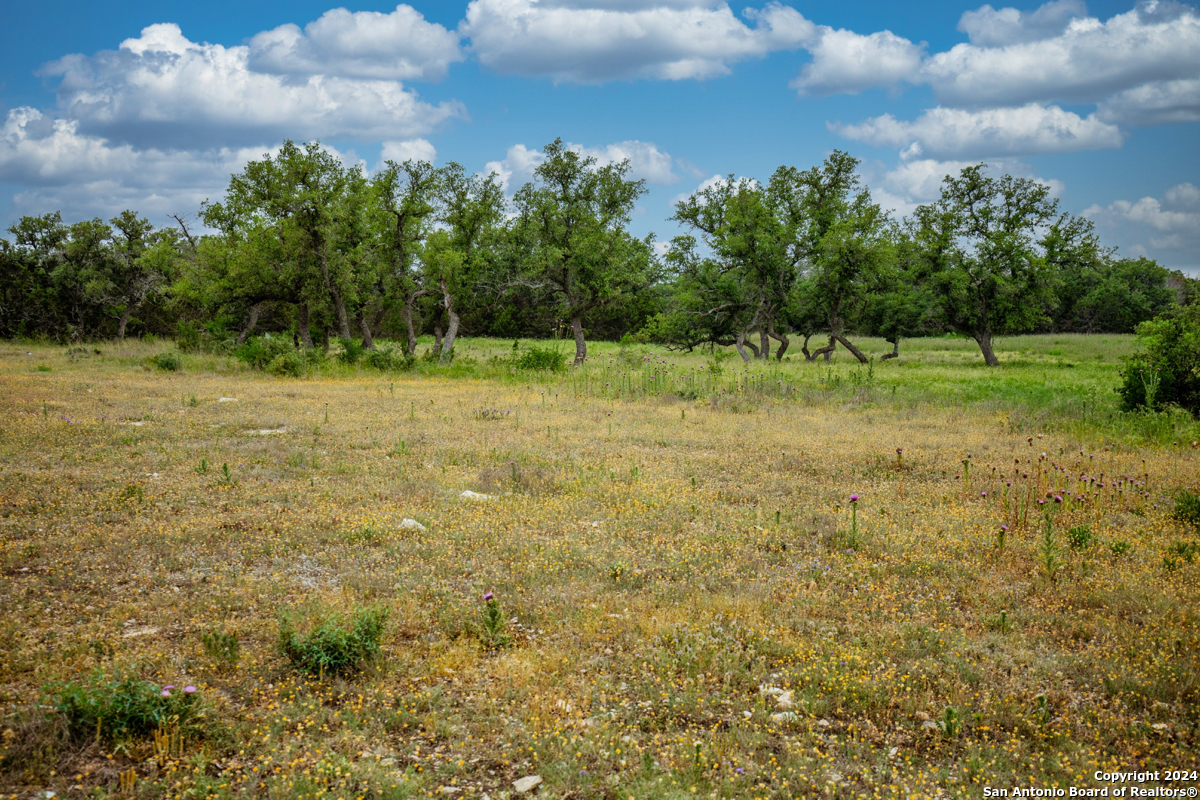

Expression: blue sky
xmin=2 ymin=0 xmax=1198 ymax=272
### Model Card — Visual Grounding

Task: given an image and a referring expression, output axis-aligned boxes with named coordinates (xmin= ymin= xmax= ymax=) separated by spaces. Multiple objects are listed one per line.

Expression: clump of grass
xmin=147 ymin=352 xmax=181 ymax=372
xmin=200 ymin=630 xmax=240 ymax=670
xmin=1163 ymin=540 xmax=1199 ymax=571
xmin=278 ymin=604 xmax=388 ymax=678
xmin=1067 ymin=524 xmax=1093 ymax=551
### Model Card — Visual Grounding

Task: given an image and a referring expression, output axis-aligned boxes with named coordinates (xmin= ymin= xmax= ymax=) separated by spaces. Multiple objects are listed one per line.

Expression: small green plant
xmin=278 ymin=604 xmax=389 ymax=677
xmin=936 ymin=706 xmax=961 ymax=739
xmin=195 ymin=458 xmax=210 ymax=475
xmin=514 ymin=345 xmax=565 ymax=372
xmin=1163 ymin=540 xmax=1199 ymax=571
xmin=995 ymin=524 xmax=1008 ymax=551
xmin=47 ymin=671 xmax=202 ymax=744
xmin=840 ymin=493 xmax=862 ymax=550
xmin=147 ymin=352 xmax=181 ymax=372
xmin=37 ymin=364 xmax=51 ymax=372
xmin=1067 ymin=524 xmax=1093 ymax=551
xmin=1039 ymin=513 xmax=1064 ymax=583
xmin=216 ymin=462 xmax=236 ymax=487
xmin=1110 ymin=539 xmax=1133 ymax=557
xmin=200 ymin=629 xmax=240 ymax=669
xmin=608 ymin=561 xmax=628 ymax=581
xmin=120 ymin=482 xmax=145 ymax=504
xmin=478 ymin=592 xmax=512 ymax=651
xmin=986 ymin=610 xmax=1012 ymax=633
xmin=345 ymin=525 xmax=384 ymax=546
xmin=1170 ymin=490 xmax=1200 ymax=527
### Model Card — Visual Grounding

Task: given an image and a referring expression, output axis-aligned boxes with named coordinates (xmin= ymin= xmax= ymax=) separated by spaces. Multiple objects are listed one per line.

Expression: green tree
xmin=1117 ymin=302 xmax=1200 ymax=414
xmin=913 ymin=165 xmax=1060 ymax=366
xmin=512 ymin=139 xmax=655 ymax=365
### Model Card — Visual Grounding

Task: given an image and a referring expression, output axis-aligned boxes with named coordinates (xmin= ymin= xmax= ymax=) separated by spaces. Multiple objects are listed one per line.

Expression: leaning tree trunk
xmin=734 ymin=330 xmax=754 ymax=363
xmin=833 ymin=334 xmax=870 ymax=363
xmin=807 ymin=336 xmax=836 ymax=362
xmin=357 ymin=310 xmax=375 ymax=350
xmin=768 ymin=324 xmax=789 ymax=361
xmin=881 ymin=336 xmax=900 ymax=361
xmin=758 ymin=330 xmax=771 ymax=361
xmin=297 ymin=303 xmax=314 ymax=349
xmin=439 ymin=279 xmax=460 ymax=364
xmin=116 ymin=306 xmax=133 ymax=340
xmin=571 ymin=315 xmax=587 ymax=366
xmin=974 ymin=327 xmax=1000 ymax=366
xmin=235 ymin=302 xmax=264 ymax=345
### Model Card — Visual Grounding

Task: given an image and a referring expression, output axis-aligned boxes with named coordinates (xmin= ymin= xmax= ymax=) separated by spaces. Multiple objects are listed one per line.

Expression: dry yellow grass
xmin=0 ymin=341 xmax=1197 ymax=799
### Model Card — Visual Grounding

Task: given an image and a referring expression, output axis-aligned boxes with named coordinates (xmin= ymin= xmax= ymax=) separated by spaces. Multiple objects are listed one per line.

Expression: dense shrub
xmin=1117 ymin=303 xmax=1200 ymax=414
xmin=365 ymin=345 xmax=415 ymax=372
xmin=336 ymin=337 xmax=364 ymax=365
xmin=236 ymin=334 xmax=297 ymax=371
xmin=147 ymin=351 xmax=181 ymax=372
xmin=514 ymin=345 xmax=566 ymax=371
xmin=278 ymin=604 xmax=388 ymax=677
xmin=267 ymin=351 xmax=305 ymax=377
xmin=47 ymin=671 xmax=203 ymax=743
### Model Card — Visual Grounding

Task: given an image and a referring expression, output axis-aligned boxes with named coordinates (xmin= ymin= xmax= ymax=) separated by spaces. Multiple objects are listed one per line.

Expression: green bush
xmin=236 ymin=335 xmax=297 ymax=371
xmin=1171 ymin=490 xmax=1200 ymax=527
xmin=147 ymin=351 xmax=181 ymax=372
xmin=267 ymin=352 xmax=305 ymax=377
xmin=365 ymin=346 xmax=415 ymax=372
xmin=514 ymin=345 xmax=566 ymax=371
xmin=1117 ymin=303 xmax=1200 ymax=414
xmin=47 ymin=671 xmax=203 ymax=744
xmin=336 ymin=337 xmax=364 ymax=365
xmin=1067 ymin=524 xmax=1093 ymax=551
xmin=176 ymin=321 xmax=203 ymax=353
xmin=278 ymin=604 xmax=388 ymax=677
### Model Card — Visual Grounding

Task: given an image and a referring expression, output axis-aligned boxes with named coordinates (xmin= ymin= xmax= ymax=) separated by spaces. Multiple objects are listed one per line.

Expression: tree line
xmin=0 ymin=139 xmax=1187 ymax=366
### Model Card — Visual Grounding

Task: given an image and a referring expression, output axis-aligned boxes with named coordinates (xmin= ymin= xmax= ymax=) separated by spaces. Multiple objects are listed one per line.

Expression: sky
xmin=1 ymin=0 xmax=1198 ymax=272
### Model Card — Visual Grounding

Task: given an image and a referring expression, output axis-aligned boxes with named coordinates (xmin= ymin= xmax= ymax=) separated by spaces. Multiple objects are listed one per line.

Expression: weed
xmin=147 ymin=352 xmax=181 ymax=372
xmin=195 ymin=458 xmax=210 ymax=475
xmin=278 ymin=604 xmax=389 ymax=678
xmin=46 ymin=671 xmax=203 ymax=744
xmin=513 ymin=345 xmax=566 ymax=371
xmin=216 ymin=462 xmax=236 ymax=487
xmin=1163 ymin=540 xmax=1199 ymax=571
xmin=478 ymin=592 xmax=511 ymax=651
xmin=200 ymin=629 xmax=240 ymax=669
xmin=1170 ymin=490 xmax=1200 ymax=527
xmin=1110 ymin=540 xmax=1133 ymax=557
xmin=1067 ymin=524 xmax=1093 ymax=551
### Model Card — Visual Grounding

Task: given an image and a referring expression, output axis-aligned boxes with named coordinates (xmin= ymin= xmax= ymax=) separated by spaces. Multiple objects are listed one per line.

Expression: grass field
xmin=1 ymin=334 xmax=1198 ymax=799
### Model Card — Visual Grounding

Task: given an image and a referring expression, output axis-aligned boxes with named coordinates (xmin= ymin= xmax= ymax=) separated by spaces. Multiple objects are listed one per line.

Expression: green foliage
xmin=478 ymin=594 xmax=511 ymax=651
xmin=364 ymin=346 xmax=415 ymax=372
xmin=1118 ymin=303 xmax=1200 ymax=414
xmin=1171 ymin=490 xmax=1200 ymax=527
xmin=237 ymin=335 xmax=298 ymax=371
xmin=514 ymin=345 xmax=566 ymax=371
xmin=47 ymin=671 xmax=203 ymax=743
xmin=1163 ymin=540 xmax=1199 ymax=571
xmin=1110 ymin=540 xmax=1133 ymax=557
xmin=200 ymin=630 xmax=240 ymax=669
xmin=147 ymin=351 xmax=181 ymax=372
xmin=1067 ymin=525 xmax=1093 ymax=551
xmin=277 ymin=604 xmax=389 ymax=677
xmin=267 ymin=351 xmax=305 ymax=377
xmin=337 ymin=337 xmax=365 ymax=365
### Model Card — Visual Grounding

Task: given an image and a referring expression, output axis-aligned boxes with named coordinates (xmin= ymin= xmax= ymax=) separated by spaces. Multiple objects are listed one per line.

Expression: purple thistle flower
xmin=184 ymin=686 xmax=197 ymax=694
xmin=483 ymin=592 xmax=494 ymax=602
xmin=849 ymin=494 xmax=859 ymax=502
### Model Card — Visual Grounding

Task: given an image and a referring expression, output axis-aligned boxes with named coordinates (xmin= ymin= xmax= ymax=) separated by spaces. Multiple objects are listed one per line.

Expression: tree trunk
xmin=571 ymin=315 xmax=587 ymax=366
xmin=833 ymin=333 xmax=870 ymax=363
xmin=881 ymin=336 xmax=900 ymax=361
xmin=116 ymin=306 xmax=133 ymax=340
xmin=767 ymin=325 xmax=789 ymax=361
xmin=322 ymin=328 xmax=330 ymax=350
xmin=297 ymin=303 xmax=314 ymax=349
xmin=236 ymin=302 xmax=264 ymax=345
xmin=974 ymin=328 xmax=1000 ymax=366
xmin=734 ymin=330 xmax=754 ymax=363
xmin=758 ymin=330 xmax=771 ymax=361
xmin=317 ymin=249 xmax=351 ymax=339
xmin=358 ymin=310 xmax=375 ymax=350
xmin=439 ymin=279 xmax=459 ymax=364
xmin=434 ymin=323 xmax=443 ymax=352
xmin=402 ymin=297 xmax=419 ymax=355
xmin=807 ymin=336 xmax=836 ymax=362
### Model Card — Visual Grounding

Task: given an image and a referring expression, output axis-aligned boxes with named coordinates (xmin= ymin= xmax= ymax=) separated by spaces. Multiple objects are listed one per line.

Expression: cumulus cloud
xmin=1096 ymin=78 xmax=1200 ymax=126
xmin=43 ymin=23 xmax=465 ymax=149
xmin=460 ymin=0 xmax=812 ymax=83
xmin=380 ymin=139 xmax=437 ymax=165
xmin=0 ymin=106 xmax=271 ymax=224
xmin=862 ymin=157 xmax=1064 ymax=217
xmin=248 ymin=5 xmax=463 ymax=81
xmin=956 ymin=0 xmax=1087 ymax=46
xmin=831 ymin=103 xmax=1124 ymax=159
xmin=483 ymin=140 xmax=677 ymax=191
xmin=1084 ymin=183 xmax=1200 ymax=269
xmin=922 ymin=1 xmax=1200 ymax=107
xmin=790 ymin=28 xmax=924 ymax=95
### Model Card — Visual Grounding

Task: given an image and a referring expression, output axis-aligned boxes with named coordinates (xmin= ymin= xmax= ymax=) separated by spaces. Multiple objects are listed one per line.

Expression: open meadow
xmin=1 ymin=334 xmax=1198 ymax=799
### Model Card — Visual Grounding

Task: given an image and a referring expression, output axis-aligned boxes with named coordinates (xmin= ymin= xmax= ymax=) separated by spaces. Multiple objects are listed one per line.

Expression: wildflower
xmin=483 ymin=591 xmax=494 ymax=602
xmin=184 ymin=686 xmax=197 ymax=694
xmin=1054 ymin=495 xmax=1063 ymax=503
xmin=849 ymin=494 xmax=859 ymax=502
xmin=161 ymin=684 xmax=176 ymax=697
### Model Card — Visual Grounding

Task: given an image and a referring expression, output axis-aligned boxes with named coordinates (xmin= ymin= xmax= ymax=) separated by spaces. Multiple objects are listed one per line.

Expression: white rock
xmin=399 ymin=518 xmax=426 ymax=531
xmin=775 ymin=690 xmax=794 ymax=709
xmin=770 ymin=711 xmax=799 ymax=724
xmin=921 ymin=720 xmax=939 ymax=731
xmin=460 ymin=490 xmax=495 ymax=501
xmin=513 ymin=775 xmax=542 ymax=793
xmin=888 ymin=746 xmax=899 ymax=759
xmin=121 ymin=626 xmax=160 ymax=638
xmin=218 ymin=397 xmax=237 ymax=402
xmin=438 ymin=788 xmax=463 ymax=795
xmin=247 ymin=428 xmax=287 ymax=435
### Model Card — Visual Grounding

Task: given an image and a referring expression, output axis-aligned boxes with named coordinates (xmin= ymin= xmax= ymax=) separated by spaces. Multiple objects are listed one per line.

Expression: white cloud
xmin=957 ymin=0 xmax=1087 ymax=47
xmin=247 ymin=5 xmax=463 ymax=81
xmin=864 ymin=157 xmax=1064 ymax=217
xmin=1084 ymin=183 xmax=1200 ymax=268
xmin=922 ymin=1 xmax=1200 ymax=107
xmin=832 ymin=103 xmax=1124 ymax=159
xmin=460 ymin=0 xmax=812 ymax=83
xmin=790 ymin=28 xmax=924 ymax=96
xmin=43 ymin=23 xmax=465 ymax=149
xmin=483 ymin=140 xmax=677 ymax=191
xmin=0 ymin=106 xmax=274 ymax=224
xmin=1096 ymin=78 xmax=1200 ymax=126
xmin=380 ymin=139 xmax=437 ymax=165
